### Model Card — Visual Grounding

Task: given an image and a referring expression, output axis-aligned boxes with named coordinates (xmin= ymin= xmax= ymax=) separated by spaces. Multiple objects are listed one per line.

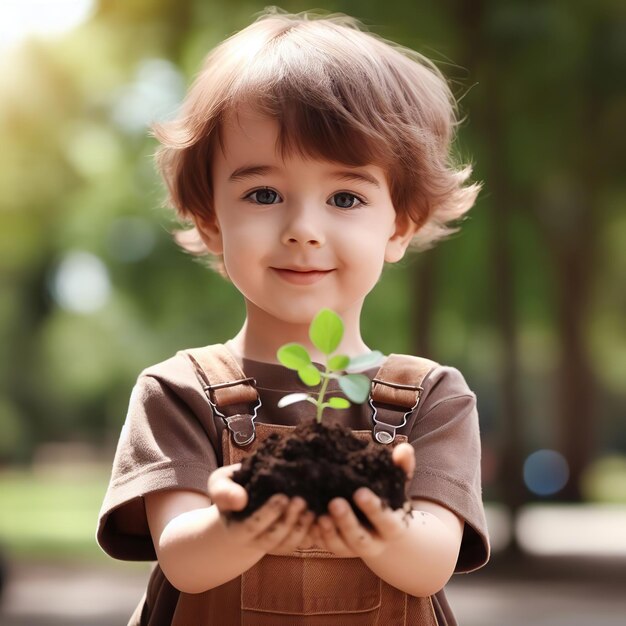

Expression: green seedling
xmin=276 ymin=308 xmax=384 ymax=422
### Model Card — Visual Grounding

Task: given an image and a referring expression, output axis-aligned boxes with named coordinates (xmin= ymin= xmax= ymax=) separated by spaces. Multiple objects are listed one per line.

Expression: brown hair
xmin=152 ymin=7 xmax=480 ymax=277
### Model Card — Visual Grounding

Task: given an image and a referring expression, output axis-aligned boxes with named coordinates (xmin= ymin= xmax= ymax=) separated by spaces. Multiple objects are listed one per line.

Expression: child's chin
xmin=265 ymin=307 xmax=331 ymax=326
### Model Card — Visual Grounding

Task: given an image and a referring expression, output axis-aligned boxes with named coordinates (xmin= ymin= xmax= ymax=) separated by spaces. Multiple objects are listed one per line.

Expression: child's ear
xmin=384 ymin=213 xmax=419 ymax=263
xmin=194 ymin=213 xmax=223 ymax=255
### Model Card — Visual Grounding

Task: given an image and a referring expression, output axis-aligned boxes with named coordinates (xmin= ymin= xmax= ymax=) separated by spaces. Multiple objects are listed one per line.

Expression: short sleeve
xmin=406 ymin=366 xmax=490 ymax=573
xmin=96 ymin=372 xmax=219 ymax=561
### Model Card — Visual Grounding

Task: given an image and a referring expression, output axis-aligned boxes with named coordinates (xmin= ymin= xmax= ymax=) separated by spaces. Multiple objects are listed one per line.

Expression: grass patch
xmin=0 ymin=466 xmax=115 ymax=562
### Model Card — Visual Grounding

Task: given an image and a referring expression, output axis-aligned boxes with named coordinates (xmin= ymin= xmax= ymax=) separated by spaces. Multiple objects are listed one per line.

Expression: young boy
xmin=97 ymin=8 xmax=490 ymax=625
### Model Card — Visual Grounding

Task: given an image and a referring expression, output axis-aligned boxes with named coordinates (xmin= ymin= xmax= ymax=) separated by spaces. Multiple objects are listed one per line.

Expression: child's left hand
xmin=310 ymin=441 xmax=415 ymax=559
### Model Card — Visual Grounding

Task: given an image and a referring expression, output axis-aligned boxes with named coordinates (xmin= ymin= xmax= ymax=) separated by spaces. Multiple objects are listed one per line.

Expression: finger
xmin=238 ymin=494 xmax=289 ymax=540
xmin=354 ymin=488 xmax=404 ymax=542
xmin=296 ymin=523 xmax=315 ymax=550
xmin=317 ymin=514 xmax=353 ymax=557
xmin=328 ymin=498 xmax=378 ymax=556
xmin=392 ymin=442 xmax=415 ymax=480
xmin=255 ymin=496 xmax=307 ymax=550
xmin=207 ymin=463 xmax=241 ymax=487
xmin=208 ymin=464 xmax=248 ymax=512
xmin=291 ymin=510 xmax=315 ymax=546
xmin=280 ymin=497 xmax=308 ymax=533
xmin=274 ymin=509 xmax=315 ymax=554
xmin=309 ymin=522 xmax=325 ymax=549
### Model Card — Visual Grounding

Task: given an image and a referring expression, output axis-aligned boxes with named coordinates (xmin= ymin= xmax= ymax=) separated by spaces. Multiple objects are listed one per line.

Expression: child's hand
xmin=207 ymin=463 xmax=249 ymax=514
xmin=266 ymin=503 xmax=316 ymax=555
xmin=208 ymin=464 xmax=316 ymax=555
xmin=311 ymin=442 xmax=415 ymax=559
xmin=221 ymin=493 xmax=315 ymax=556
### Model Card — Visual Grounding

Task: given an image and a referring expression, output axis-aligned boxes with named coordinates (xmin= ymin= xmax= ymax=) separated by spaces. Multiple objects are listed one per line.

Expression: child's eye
xmin=328 ymin=192 xmax=365 ymax=209
xmin=244 ymin=187 xmax=282 ymax=205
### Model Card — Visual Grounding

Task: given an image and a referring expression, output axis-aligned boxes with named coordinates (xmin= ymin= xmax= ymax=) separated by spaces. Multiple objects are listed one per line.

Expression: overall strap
xmin=185 ymin=344 xmax=261 ymax=447
xmin=369 ymin=353 xmax=439 ymax=444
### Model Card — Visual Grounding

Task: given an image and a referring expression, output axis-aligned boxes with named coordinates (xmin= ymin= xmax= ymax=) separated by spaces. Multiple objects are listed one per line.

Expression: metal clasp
xmin=369 ymin=379 xmax=423 ymax=444
xmin=203 ymin=378 xmax=262 ymax=446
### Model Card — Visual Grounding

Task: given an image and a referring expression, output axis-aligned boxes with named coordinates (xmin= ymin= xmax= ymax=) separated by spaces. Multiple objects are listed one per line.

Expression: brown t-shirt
xmin=97 ymin=348 xmax=490 ymax=624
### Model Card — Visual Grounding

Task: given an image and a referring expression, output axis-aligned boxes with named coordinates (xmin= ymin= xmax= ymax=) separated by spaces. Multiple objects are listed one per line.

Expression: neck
xmin=227 ymin=301 xmax=371 ymax=366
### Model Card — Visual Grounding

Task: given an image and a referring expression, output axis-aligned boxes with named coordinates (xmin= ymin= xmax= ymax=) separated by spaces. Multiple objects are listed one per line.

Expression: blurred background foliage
xmin=0 ymin=0 xmax=625 ymax=560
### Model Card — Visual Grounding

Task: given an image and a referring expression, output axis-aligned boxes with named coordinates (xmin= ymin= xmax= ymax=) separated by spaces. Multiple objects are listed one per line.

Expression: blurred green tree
xmin=0 ymin=1 xmax=623 ymax=533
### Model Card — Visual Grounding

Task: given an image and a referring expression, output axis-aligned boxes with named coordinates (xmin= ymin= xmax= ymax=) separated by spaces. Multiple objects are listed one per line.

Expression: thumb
xmin=208 ymin=463 xmax=248 ymax=512
xmin=391 ymin=442 xmax=415 ymax=480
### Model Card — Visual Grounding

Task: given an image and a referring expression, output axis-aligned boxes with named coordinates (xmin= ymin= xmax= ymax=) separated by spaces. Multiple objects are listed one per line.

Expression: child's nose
xmin=280 ymin=204 xmax=326 ymax=247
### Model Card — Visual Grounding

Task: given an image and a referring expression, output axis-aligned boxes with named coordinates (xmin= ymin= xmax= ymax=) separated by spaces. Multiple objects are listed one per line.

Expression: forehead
xmin=212 ymin=108 xmax=387 ymax=189
xmin=213 ymin=104 xmax=388 ymax=188
xmin=215 ymin=89 xmax=394 ymax=167
xmin=217 ymin=106 xmax=279 ymax=162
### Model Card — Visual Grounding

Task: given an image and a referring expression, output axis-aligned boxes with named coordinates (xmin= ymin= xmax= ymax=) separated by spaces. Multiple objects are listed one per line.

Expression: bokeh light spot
xmin=111 ymin=58 xmax=185 ymax=134
xmin=523 ymin=449 xmax=570 ymax=496
xmin=50 ymin=250 xmax=111 ymax=314
xmin=64 ymin=122 xmax=123 ymax=179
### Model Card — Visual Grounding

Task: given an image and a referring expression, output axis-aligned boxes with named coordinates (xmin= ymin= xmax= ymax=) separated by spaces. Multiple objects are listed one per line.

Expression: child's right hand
xmin=207 ymin=463 xmax=249 ymax=514
xmin=208 ymin=463 xmax=315 ymax=555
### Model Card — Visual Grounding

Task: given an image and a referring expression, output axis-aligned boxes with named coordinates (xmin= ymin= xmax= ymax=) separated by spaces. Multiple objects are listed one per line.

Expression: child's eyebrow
xmin=332 ymin=170 xmax=381 ymax=189
xmin=228 ymin=165 xmax=279 ymax=183
xmin=228 ymin=164 xmax=381 ymax=189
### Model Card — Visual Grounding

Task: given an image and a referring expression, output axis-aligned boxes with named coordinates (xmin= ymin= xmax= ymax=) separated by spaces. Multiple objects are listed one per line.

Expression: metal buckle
xmin=225 ymin=410 xmax=261 ymax=446
xmin=368 ymin=381 xmax=423 ymax=444
xmin=202 ymin=377 xmax=259 ymax=418
xmin=203 ymin=378 xmax=262 ymax=446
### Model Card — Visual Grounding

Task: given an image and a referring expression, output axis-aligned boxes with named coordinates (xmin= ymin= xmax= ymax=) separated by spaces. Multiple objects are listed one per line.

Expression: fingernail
xmin=330 ymin=499 xmax=347 ymax=514
xmin=355 ymin=489 xmax=371 ymax=504
xmin=270 ymin=494 xmax=287 ymax=507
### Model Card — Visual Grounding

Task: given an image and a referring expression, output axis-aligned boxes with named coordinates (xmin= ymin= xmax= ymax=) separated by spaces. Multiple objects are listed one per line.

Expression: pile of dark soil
xmin=229 ymin=419 xmax=407 ymax=527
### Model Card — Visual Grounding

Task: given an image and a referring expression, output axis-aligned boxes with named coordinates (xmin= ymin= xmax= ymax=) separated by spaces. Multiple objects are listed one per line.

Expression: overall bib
xmin=132 ymin=345 xmax=449 ymax=625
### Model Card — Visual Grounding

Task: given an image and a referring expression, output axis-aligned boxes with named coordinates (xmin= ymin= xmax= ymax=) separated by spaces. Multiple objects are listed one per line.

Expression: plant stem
xmin=315 ymin=364 xmax=331 ymax=423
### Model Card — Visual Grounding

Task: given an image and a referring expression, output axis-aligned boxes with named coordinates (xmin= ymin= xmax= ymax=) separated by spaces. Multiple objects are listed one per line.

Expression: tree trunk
xmin=536 ymin=61 xmax=601 ymax=501
xmin=551 ymin=234 xmax=596 ymax=500
xmin=450 ymin=0 xmax=527 ymax=551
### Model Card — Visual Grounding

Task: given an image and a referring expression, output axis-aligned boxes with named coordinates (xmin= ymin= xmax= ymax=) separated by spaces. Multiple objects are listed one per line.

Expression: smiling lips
xmin=272 ymin=267 xmax=334 ymax=285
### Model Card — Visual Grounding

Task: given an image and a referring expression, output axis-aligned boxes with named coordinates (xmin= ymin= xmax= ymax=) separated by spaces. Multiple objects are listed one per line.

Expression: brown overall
xmin=136 ymin=344 xmax=442 ymax=625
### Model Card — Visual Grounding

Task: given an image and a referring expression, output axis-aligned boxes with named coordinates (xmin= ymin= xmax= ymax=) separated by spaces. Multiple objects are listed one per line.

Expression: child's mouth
xmin=271 ymin=268 xmax=334 ymax=285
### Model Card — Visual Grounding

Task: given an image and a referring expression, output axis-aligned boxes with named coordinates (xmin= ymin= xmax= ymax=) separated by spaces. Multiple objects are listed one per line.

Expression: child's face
xmin=198 ymin=105 xmax=413 ymax=326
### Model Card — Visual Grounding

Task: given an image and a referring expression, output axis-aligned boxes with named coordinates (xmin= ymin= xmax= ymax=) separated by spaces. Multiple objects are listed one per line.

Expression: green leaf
xmin=328 ymin=354 xmax=350 ymax=371
xmin=298 ymin=364 xmax=322 ymax=386
xmin=346 ymin=350 xmax=385 ymax=373
xmin=338 ymin=374 xmax=371 ymax=404
xmin=277 ymin=343 xmax=312 ymax=370
xmin=328 ymin=396 xmax=351 ymax=409
xmin=309 ymin=309 xmax=343 ymax=355
xmin=277 ymin=393 xmax=310 ymax=408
